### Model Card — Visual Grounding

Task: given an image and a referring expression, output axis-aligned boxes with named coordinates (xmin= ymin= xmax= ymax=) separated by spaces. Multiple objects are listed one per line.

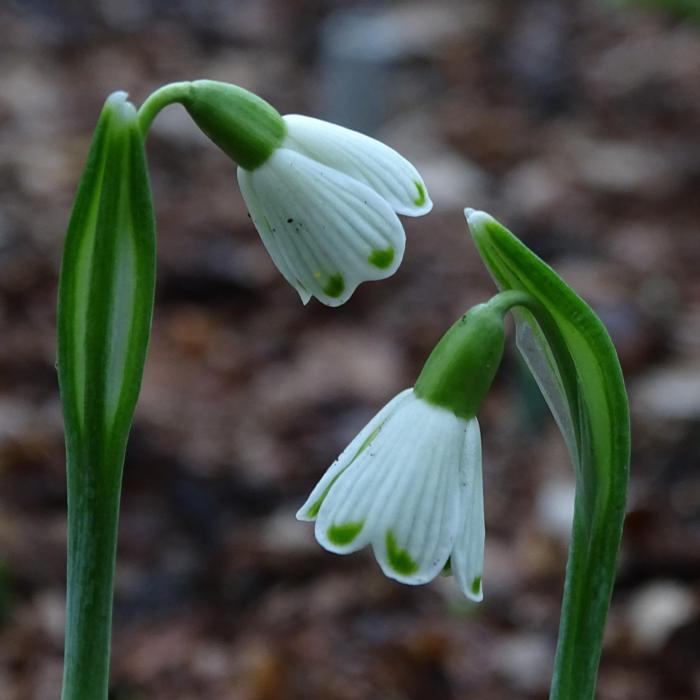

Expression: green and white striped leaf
xmin=466 ymin=210 xmax=630 ymax=700
xmin=57 ymin=92 xmax=156 ymax=700
xmin=58 ymin=91 xmax=155 ymax=472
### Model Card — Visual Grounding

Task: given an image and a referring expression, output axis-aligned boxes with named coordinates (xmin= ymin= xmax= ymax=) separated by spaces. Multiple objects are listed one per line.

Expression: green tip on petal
xmin=368 ymin=247 xmax=395 ymax=270
xmin=413 ymin=181 xmax=427 ymax=207
xmin=323 ymin=273 xmax=345 ymax=298
xmin=305 ymin=422 xmax=385 ymax=519
xmin=328 ymin=521 xmax=364 ymax=545
xmin=386 ymin=530 xmax=418 ymax=575
xmin=471 ymin=575 xmax=482 ymax=596
xmin=306 ymin=468 xmax=348 ymax=518
xmin=306 ymin=481 xmax=337 ymax=518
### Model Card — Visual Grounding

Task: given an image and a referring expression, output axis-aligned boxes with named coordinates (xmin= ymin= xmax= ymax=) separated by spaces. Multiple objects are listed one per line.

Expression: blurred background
xmin=1 ymin=0 xmax=699 ymax=698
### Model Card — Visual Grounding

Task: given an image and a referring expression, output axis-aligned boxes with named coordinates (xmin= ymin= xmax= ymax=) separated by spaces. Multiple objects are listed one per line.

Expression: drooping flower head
xmin=181 ymin=80 xmax=432 ymax=306
xmin=297 ymin=298 xmax=515 ymax=599
xmin=297 ymin=388 xmax=485 ymax=600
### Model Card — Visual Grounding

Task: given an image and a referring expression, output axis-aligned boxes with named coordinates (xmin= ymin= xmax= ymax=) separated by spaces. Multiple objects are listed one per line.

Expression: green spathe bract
xmin=466 ymin=209 xmax=630 ymax=700
xmin=58 ymin=91 xmax=156 ymax=700
xmin=183 ymin=80 xmax=286 ymax=170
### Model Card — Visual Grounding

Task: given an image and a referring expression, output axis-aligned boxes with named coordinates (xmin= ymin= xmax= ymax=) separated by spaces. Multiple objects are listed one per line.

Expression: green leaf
xmin=57 ymin=92 xmax=156 ymax=700
xmin=58 ymin=91 xmax=156 ymax=477
xmin=466 ymin=210 xmax=630 ymax=700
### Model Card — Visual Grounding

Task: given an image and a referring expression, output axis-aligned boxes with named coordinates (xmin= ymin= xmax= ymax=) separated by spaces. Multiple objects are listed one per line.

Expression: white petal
xmin=296 ymin=388 xmax=414 ymax=522
xmin=284 ymin=114 xmax=432 ymax=217
xmin=239 ymin=148 xmax=405 ymax=307
xmin=370 ymin=398 xmax=466 ymax=584
xmin=237 ymin=166 xmax=311 ymax=304
xmin=314 ymin=391 xmax=422 ymax=554
xmin=452 ymin=418 xmax=485 ymax=601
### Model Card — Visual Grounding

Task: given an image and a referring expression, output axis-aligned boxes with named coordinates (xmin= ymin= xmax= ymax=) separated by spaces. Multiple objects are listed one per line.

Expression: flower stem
xmin=61 ymin=451 xmax=122 ymax=700
xmin=484 ymin=289 xmax=539 ymax=316
xmin=137 ymin=81 xmax=193 ymax=136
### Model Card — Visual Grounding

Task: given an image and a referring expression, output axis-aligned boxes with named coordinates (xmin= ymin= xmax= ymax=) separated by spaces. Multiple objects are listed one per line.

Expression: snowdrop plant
xmin=299 ymin=209 xmax=630 ymax=700
xmin=57 ymin=82 xmax=430 ymax=700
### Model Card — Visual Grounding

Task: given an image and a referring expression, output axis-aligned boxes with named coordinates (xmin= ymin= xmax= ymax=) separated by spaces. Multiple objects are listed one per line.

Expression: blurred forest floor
xmin=0 ymin=1 xmax=699 ymax=698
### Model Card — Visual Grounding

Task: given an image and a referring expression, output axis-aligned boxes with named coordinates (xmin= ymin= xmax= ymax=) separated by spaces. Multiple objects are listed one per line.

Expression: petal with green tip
xmin=296 ymin=388 xmax=413 ymax=522
xmin=451 ymin=419 xmax=485 ymax=602
xmin=237 ymin=148 xmax=405 ymax=307
xmin=283 ymin=114 xmax=432 ymax=217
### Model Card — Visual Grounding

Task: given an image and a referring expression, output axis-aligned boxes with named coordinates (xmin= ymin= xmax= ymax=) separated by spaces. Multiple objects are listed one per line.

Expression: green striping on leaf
xmin=306 ymin=422 xmax=385 ymax=518
xmin=466 ymin=210 xmax=629 ymax=700
xmin=385 ymin=530 xmax=418 ymax=575
xmin=323 ymin=273 xmax=345 ymax=298
xmin=471 ymin=576 xmax=482 ymax=596
xmin=328 ymin=521 xmax=364 ymax=545
xmin=58 ymin=92 xmax=156 ymax=447
xmin=368 ymin=247 xmax=395 ymax=270
xmin=413 ymin=181 xmax=427 ymax=207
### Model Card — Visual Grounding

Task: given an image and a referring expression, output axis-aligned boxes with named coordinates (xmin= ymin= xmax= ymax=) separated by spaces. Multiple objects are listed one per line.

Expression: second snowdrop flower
xmin=297 ymin=294 xmax=532 ymax=599
xmin=179 ymin=80 xmax=432 ymax=306
xmin=298 ymin=388 xmax=485 ymax=600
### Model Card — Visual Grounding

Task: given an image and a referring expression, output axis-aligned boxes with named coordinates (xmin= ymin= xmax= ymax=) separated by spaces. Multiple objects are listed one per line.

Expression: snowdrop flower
xmin=296 ymin=297 xmax=522 ymax=600
xmin=180 ymin=80 xmax=432 ymax=306
xmin=297 ymin=388 xmax=485 ymax=600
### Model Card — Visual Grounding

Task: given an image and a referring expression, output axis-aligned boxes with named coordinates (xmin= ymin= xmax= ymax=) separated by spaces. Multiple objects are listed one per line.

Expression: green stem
xmin=137 ymin=81 xmax=193 ymax=136
xmin=484 ymin=289 xmax=538 ymax=316
xmin=61 ymin=451 xmax=122 ymax=700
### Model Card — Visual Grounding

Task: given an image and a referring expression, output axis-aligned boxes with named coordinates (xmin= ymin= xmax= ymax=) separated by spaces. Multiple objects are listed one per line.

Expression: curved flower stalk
xmin=139 ymin=80 xmax=432 ymax=306
xmin=298 ymin=296 xmax=524 ymax=599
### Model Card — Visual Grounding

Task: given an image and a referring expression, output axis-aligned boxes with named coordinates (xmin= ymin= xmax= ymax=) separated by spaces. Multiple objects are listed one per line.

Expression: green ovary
xmin=368 ymin=247 xmax=395 ymax=270
xmin=328 ymin=521 xmax=364 ymax=545
xmin=386 ymin=530 xmax=418 ymax=575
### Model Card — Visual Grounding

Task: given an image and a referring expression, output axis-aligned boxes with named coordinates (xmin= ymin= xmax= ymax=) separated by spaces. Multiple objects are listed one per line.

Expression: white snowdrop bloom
xmin=297 ymin=388 xmax=485 ymax=601
xmin=174 ymin=81 xmax=430 ymax=306
xmin=237 ymin=115 xmax=432 ymax=306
